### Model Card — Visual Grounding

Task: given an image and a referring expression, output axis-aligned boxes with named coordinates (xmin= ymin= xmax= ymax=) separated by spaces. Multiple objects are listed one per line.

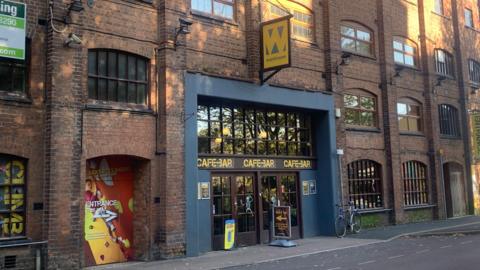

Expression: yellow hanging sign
xmin=261 ymin=16 xmax=292 ymax=72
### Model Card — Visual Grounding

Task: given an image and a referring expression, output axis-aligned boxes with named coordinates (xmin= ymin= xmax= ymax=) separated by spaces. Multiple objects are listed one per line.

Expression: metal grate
xmin=4 ymin=255 xmax=16 ymax=269
xmin=434 ymin=49 xmax=454 ymax=77
xmin=347 ymin=160 xmax=383 ymax=209
xmin=439 ymin=104 xmax=461 ymax=137
xmin=402 ymin=161 xmax=429 ymax=206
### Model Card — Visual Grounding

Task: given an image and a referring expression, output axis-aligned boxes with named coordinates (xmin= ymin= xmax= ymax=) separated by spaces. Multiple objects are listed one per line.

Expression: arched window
xmin=402 ymin=161 xmax=429 ymax=206
xmin=439 ymin=104 xmax=461 ymax=137
xmin=397 ymin=98 xmax=422 ymax=133
xmin=266 ymin=1 xmax=314 ymax=42
xmin=393 ymin=37 xmax=418 ymax=67
xmin=434 ymin=49 xmax=454 ymax=77
xmin=344 ymin=91 xmax=377 ymax=128
xmin=341 ymin=22 xmax=374 ymax=56
xmin=88 ymin=49 xmax=149 ymax=105
xmin=347 ymin=160 xmax=383 ymax=209
xmin=0 ymin=155 xmax=26 ymax=238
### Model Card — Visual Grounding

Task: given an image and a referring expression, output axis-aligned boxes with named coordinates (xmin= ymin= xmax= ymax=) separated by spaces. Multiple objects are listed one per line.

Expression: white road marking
xmin=326 ymin=267 xmax=341 ymax=270
xmin=358 ymin=260 xmax=376 ymax=265
xmin=416 ymin=249 xmax=430 ymax=254
xmin=440 ymin=245 xmax=452 ymax=249
xmin=461 ymin=240 xmax=473 ymax=245
xmin=388 ymin=254 xmax=405 ymax=259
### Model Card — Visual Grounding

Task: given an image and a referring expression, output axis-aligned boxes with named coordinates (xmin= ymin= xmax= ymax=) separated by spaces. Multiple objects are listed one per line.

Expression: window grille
xmin=347 ymin=160 xmax=383 ymax=209
xmin=402 ymin=161 xmax=429 ymax=206
xmin=469 ymin=59 xmax=480 ymax=84
xmin=434 ymin=49 xmax=454 ymax=77
xmin=439 ymin=104 xmax=461 ymax=137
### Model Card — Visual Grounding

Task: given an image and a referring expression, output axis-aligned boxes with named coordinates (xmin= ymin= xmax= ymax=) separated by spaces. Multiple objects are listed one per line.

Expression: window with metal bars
xmin=402 ymin=161 xmax=429 ymax=206
xmin=88 ymin=49 xmax=148 ymax=105
xmin=0 ymin=155 xmax=26 ymax=238
xmin=434 ymin=49 xmax=454 ymax=77
xmin=347 ymin=160 xmax=383 ymax=210
xmin=197 ymin=103 xmax=312 ymax=156
xmin=439 ymin=104 xmax=461 ymax=137
xmin=468 ymin=59 xmax=480 ymax=84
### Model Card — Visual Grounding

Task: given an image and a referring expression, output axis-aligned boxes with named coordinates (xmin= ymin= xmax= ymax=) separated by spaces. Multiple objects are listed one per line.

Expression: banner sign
xmin=260 ymin=16 xmax=291 ymax=72
xmin=197 ymin=157 xmax=315 ymax=170
xmin=472 ymin=113 xmax=480 ymax=160
xmin=224 ymin=219 xmax=235 ymax=250
xmin=84 ymin=157 xmax=134 ymax=266
xmin=273 ymin=206 xmax=291 ymax=239
xmin=0 ymin=0 xmax=26 ymax=60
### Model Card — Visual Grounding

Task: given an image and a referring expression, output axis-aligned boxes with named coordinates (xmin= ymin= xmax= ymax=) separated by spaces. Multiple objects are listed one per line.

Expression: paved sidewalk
xmin=347 ymin=215 xmax=480 ymax=240
xmin=88 ymin=215 xmax=480 ymax=270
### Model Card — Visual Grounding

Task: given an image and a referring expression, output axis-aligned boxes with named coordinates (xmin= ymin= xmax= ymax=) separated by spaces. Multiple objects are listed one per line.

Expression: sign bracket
xmin=260 ymin=69 xmax=281 ymax=85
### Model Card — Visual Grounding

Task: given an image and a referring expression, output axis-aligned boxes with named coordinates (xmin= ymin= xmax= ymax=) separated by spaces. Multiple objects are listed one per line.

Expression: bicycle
xmin=335 ymin=201 xmax=361 ymax=238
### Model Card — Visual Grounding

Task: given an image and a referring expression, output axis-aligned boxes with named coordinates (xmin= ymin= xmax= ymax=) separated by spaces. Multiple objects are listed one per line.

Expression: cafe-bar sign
xmin=0 ymin=0 xmax=26 ymax=60
xmin=197 ymin=157 xmax=315 ymax=170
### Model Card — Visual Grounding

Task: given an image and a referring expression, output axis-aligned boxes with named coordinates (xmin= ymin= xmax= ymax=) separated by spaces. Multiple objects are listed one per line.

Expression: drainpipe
xmin=438 ymin=150 xmax=448 ymax=219
xmin=337 ymin=149 xmax=344 ymax=205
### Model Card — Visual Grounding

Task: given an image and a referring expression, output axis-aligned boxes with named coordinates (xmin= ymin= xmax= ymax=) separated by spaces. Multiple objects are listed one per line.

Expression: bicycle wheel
xmin=335 ymin=216 xmax=346 ymax=237
xmin=351 ymin=212 xmax=362 ymax=234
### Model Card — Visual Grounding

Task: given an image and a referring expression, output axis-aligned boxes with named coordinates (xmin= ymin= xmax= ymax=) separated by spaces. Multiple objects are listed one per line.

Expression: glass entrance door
xmin=211 ymin=174 xmax=257 ymax=250
xmin=260 ymin=173 xmax=301 ymax=243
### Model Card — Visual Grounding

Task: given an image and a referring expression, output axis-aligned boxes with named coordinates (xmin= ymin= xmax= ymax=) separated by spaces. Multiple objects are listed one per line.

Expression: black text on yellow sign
xmin=261 ymin=16 xmax=292 ymax=71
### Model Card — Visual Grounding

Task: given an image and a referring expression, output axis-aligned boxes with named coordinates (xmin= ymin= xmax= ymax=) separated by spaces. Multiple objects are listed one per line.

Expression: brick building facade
xmin=0 ymin=0 xmax=478 ymax=269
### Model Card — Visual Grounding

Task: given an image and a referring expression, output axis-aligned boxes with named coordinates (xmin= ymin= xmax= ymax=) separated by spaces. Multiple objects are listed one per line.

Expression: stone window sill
xmin=404 ymin=204 xmax=436 ymax=210
xmin=0 ymin=92 xmax=32 ymax=104
xmin=85 ymin=102 xmax=154 ymax=115
xmin=358 ymin=208 xmax=393 ymax=214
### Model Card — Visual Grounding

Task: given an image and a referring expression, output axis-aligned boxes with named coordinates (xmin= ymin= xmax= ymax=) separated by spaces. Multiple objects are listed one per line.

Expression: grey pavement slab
xmin=347 ymin=215 xmax=480 ymax=240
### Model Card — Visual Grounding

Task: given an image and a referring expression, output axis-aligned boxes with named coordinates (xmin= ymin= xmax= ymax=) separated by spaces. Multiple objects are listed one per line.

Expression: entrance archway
xmin=443 ymin=162 xmax=467 ymax=218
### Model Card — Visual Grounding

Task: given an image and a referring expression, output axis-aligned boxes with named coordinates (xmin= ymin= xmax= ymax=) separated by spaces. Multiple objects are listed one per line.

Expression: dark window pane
xmin=98 ymin=51 xmax=107 ymax=76
xmin=137 ymin=84 xmax=146 ymax=105
xmin=98 ymin=79 xmax=107 ymax=100
xmin=118 ymin=54 xmax=127 ymax=79
xmin=128 ymin=55 xmax=136 ymax=80
xmin=88 ymin=51 xmax=96 ymax=74
xmin=128 ymin=83 xmax=136 ymax=103
xmin=108 ymin=52 xmax=117 ymax=77
xmin=108 ymin=80 xmax=117 ymax=101
xmin=198 ymin=137 xmax=209 ymax=153
xmin=88 ymin=78 xmax=96 ymax=99
xmin=12 ymin=67 xmax=25 ymax=92
xmin=0 ymin=64 xmax=12 ymax=91
xmin=118 ymin=81 xmax=126 ymax=102
xmin=138 ymin=59 xmax=147 ymax=81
